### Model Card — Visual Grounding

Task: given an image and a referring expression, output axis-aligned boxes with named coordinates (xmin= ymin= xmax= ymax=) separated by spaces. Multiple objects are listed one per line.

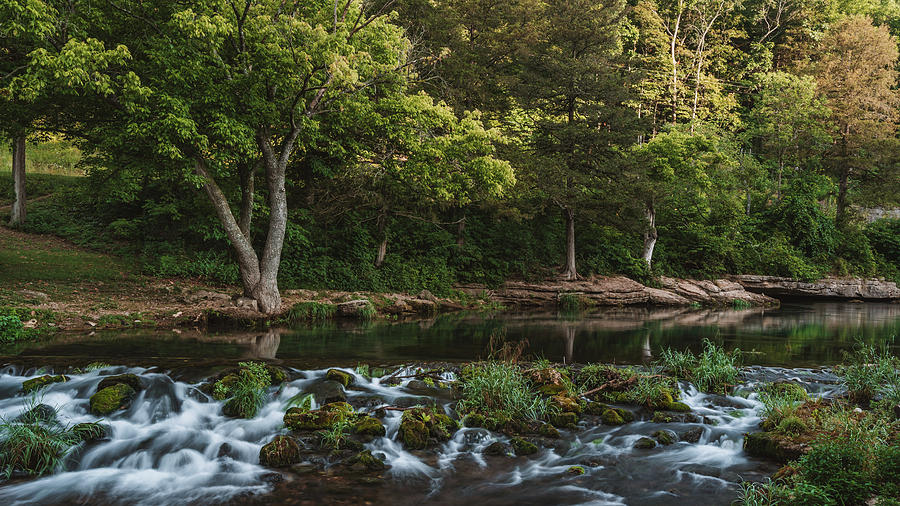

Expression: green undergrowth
xmin=741 ymin=345 xmax=900 ymax=505
xmin=657 ymin=339 xmax=741 ymax=394
xmin=458 ymin=361 xmax=550 ymax=421
xmin=214 ymin=361 xmax=274 ymax=419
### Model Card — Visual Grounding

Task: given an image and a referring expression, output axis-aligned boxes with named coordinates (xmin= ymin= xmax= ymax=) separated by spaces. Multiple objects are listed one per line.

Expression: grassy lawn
xmin=0 ymin=226 xmax=138 ymax=303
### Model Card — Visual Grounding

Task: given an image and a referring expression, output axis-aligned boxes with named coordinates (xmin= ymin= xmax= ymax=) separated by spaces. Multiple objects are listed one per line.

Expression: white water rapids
xmin=0 ymin=364 xmax=839 ymax=505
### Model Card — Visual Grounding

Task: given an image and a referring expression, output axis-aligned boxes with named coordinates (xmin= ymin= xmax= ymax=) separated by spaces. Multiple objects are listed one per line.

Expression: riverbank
xmin=2 ymin=224 xmax=898 ymax=338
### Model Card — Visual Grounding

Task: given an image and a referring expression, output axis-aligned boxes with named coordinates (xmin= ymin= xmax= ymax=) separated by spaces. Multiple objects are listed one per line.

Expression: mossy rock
xmin=89 ymin=383 xmax=136 ymax=415
xmin=539 ymin=423 xmax=560 ymax=439
xmin=634 ymin=437 xmax=657 ymax=449
xmin=326 ymin=369 xmax=352 ymax=387
xmin=551 ymin=394 xmax=582 ymax=414
xmin=345 ymin=450 xmax=386 ymax=473
xmin=550 ymin=411 xmax=578 ymax=429
xmin=463 ymin=413 xmax=487 ymax=428
xmin=265 ymin=366 xmax=288 ymax=384
xmin=259 ymin=435 xmax=301 ymax=467
xmin=616 ymin=408 xmax=635 ymax=422
xmin=284 ymin=402 xmax=356 ymax=431
xmin=96 ymin=374 xmax=142 ymax=393
xmin=652 ymin=411 xmax=673 ymax=423
xmin=775 ymin=416 xmax=808 ymax=435
xmin=664 ymin=401 xmax=691 ymax=412
xmin=653 ymin=429 xmax=678 ymax=445
xmin=566 ymin=465 xmax=586 ymax=475
xmin=648 ymin=391 xmax=676 ymax=410
xmin=71 ymin=422 xmax=108 ymax=443
xmin=601 ymin=409 xmax=625 ymax=426
xmin=743 ymin=432 xmax=809 ymax=464
xmin=483 ymin=441 xmax=510 ymax=456
xmin=211 ymin=374 xmax=240 ymax=400
xmin=680 ymin=427 xmax=703 ymax=443
xmin=398 ymin=407 xmax=457 ymax=450
xmin=22 ymin=375 xmax=68 ymax=393
xmin=510 ymin=437 xmax=538 ymax=456
xmin=222 ymin=396 xmax=258 ymax=419
xmin=538 ymin=383 xmax=567 ymax=395
xmin=584 ymin=401 xmax=608 ymax=416
xmin=353 ymin=416 xmax=386 ymax=437
xmin=16 ymin=404 xmax=58 ymax=425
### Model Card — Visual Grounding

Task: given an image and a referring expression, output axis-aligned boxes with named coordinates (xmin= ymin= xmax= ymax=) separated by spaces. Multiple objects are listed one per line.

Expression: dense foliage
xmin=2 ymin=0 xmax=900 ymax=304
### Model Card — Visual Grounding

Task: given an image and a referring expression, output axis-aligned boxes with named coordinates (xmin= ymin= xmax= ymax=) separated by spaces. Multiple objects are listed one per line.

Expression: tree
xmin=812 ymin=15 xmax=899 ymax=225
xmin=747 ymin=71 xmax=831 ymax=199
xmin=516 ymin=0 xmax=637 ymax=280
xmin=629 ymin=127 xmax=740 ymax=267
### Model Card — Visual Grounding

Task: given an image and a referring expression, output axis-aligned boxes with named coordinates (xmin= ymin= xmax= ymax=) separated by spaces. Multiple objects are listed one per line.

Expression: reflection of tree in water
xmin=642 ymin=330 xmax=652 ymax=365
xmin=245 ymin=329 xmax=281 ymax=360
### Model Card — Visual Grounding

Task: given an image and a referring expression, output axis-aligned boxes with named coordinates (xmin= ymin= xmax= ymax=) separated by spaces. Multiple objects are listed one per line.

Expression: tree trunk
xmin=669 ymin=0 xmax=683 ymax=125
xmin=9 ymin=136 xmax=26 ymax=226
xmin=562 ymin=206 xmax=578 ymax=280
xmin=238 ymin=161 xmax=256 ymax=240
xmin=457 ymin=209 xmax=466 ymax=249
xmin=375 ymin=207 xmax=388 ymax=268
xmin=836 ymin=167 xmax=851 ymax=227
xmin=642 ymin=203 xmax=657 ymax=267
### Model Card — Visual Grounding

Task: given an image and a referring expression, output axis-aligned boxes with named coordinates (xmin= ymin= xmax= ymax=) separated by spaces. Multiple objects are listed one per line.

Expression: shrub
xmin=458 ymin=362 xmax=549 ymax=420
xmin=558 ymin=293 xmax=581 ymax=313
xmin=0 ymin=312 xmax=25 ymax=343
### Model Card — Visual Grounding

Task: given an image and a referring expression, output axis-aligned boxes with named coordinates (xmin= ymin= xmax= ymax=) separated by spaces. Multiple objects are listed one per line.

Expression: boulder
xmin=325 ymin=369 xmax=352 ymax=387
xmin=680 ymin=427 xmax=704 ymax=443
xmin=307 ymin=380 xmax=347 ymax=405
xmin=743 ymin=432 xmax=809 ymax=463
xmin=259 ymin=436 xmax=301 ymax=467
xmin=336 ymin=299 xmax=374 ymax=317
xmin=284 ymin=402 xmax=355 ymax=431
xmin=21 ymin=375 xmax=68 ymax=393
xmin=510 ymin=437 xmax=538 ymax=456
xmin=90 ymin=383 xmax=136 ymax=415
xmin=398 ymin=407 xmax=458 ymax=450
xmin=97 ymin=374 xmax=143 ymax=393
xmin=345 ymin=450 xmax=386 ymax=473
xmin=352 ymin=417 xmax=386 ymax=437
xmin=634 ymin=437 xmax=656 ymax=449
xmin=483 ymin=441 xmax=510 ymax=456
xmin=733 ymin=275 xmax=900 ymax=301
xmin=653 ymin=429 xmax=678 ymax=445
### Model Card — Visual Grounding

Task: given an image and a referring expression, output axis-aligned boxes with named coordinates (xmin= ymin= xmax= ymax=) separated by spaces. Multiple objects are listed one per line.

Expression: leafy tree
xmin=747 ymin=71 xmax=831 ymax=199
xmin=516 ymin=0 xmax=638 ymax=280
xmin=812 ymin=15 xmax=899 ymax=225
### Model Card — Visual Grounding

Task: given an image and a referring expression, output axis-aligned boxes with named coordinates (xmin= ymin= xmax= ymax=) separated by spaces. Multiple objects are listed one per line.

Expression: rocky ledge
xmin=733 ymin=275 xmax=900 ymax=301
xmin=456 ymin=276 xmax=777 ymax=308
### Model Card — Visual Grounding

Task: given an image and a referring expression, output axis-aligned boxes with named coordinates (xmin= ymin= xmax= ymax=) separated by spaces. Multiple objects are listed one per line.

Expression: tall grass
xmin=657 ymin=339 xmax=741 ymax=394
xmin=459 ymin=362 xmax=549 ymax=420
xmin=839 ymin=343 xmax=900 ymax=406
xmin=0 ymin=401 xmax=78 ymax=478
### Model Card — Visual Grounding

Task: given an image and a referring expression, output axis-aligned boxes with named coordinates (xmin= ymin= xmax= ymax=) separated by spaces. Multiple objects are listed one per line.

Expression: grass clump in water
xmin=0 ymin=401 xmax=83 ymax=478
xmin=458 ymin=362 xmax=549 ymax=421
xmin=557 ymin=293 xmax=582 ymax=313
xmin=657 ymin=339 xmax=740 ymax=394
xmin=838 ymin=343 xmax=900 ymax=407
xmin=221 ymin=361 xmax=271 ymax=419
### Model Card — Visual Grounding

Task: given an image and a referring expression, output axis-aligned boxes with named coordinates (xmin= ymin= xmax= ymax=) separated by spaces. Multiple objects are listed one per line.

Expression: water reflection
xmin=2 ymin=302 xmax=899 ymax=368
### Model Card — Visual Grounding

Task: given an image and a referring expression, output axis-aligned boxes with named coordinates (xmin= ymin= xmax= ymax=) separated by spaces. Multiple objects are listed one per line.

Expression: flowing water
xmin=0 ymin=302 xmax=897 ymax=505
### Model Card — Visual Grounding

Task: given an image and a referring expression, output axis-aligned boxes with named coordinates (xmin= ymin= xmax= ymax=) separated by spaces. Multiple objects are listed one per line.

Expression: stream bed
xmin=0 ymin=302 xmax=897 ymax=505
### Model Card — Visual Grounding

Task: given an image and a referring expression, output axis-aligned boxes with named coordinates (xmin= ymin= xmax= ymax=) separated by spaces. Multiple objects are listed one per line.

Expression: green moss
xmin=652 ymin=411 xmax=673 ymax=423
xmin=601 ymin=409 xmax=625 ymax=426
xmin=665 ymin=401 xmax=691 ymax=412
xmin=266 ymin=366 xmax=288 ymax=384
xmin=762 ymin=381 xmax=808 ymax=402
xmin=652 ymin=429 xmax=677 ymax=445
xmin=21 ymin=375 xmax=68 ymax=393
xmin=743 ymin=431 xmax=809 ymax=463
xmin=551 ymin=394 xmax=581 ymax=414
xmin=89 ymin=383 xmax=136 ymax=415
xmin=510 ymin=437 xmax=538 ymax=456
xmin=539 ymin=423 xmax=560 ymax=438
xmin=463 ymin=413 xmax=487 ymax=428
xmin=550 ymin=411 xmax=578 ymax=429
xmin=584 ymin=401 xmax=608 ymax=416
xmin=212 ymin=374 xmax=239 ymax=400
xmin=352 ymin=416 xmax=386 ymax=437
xmin=634 ymin=437 xmax=657 ymax=449
xmin=566 ymin=465 xmax=586 ymax=475
xmin=776 ymin=415 xmax=808 ymax=435
xmin=326 ymin=369 xmax=352 ymax=387
xmin=284 ymin=402 xmax=356 ymax=431
xmin=398 ymin=407 xmax=457 ymax=450
xmin=96 ymin=374 xmax=142 ymax=392
xmin=259 ymin=435 xmax=301 ymax=467
xmin=345 ymin=449 xmax=386 ymax=473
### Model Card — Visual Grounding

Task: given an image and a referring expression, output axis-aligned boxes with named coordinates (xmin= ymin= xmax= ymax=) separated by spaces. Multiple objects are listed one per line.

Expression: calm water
xmin=2 ymin=302 xmax=899 ymax=370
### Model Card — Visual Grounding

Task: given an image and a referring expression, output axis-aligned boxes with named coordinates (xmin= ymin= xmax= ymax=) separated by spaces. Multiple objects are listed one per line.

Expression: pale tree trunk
xmin=375 ymin=207 xmax=388 ymax=268
xmin=9 ymin=136 xmax=26 ymax=226
xmin=689 ymin=0 xmax=726 ymax=132
xmin=668 ymin=0 xmax=684 ymax=125
xmin=642 ymin=202 xmax=657 ymax=268
xmin=562 ymin=206 xmax=578 ymax=280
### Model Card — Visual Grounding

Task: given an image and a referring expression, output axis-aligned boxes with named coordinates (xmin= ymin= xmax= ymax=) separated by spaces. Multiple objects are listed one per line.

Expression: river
xmin=0 ymin=302 xmax=897 ymax=505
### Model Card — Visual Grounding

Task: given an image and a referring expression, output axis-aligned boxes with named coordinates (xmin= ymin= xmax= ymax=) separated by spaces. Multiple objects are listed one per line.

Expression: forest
xmin=3 ymin=0 xmax=900 ymax=314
